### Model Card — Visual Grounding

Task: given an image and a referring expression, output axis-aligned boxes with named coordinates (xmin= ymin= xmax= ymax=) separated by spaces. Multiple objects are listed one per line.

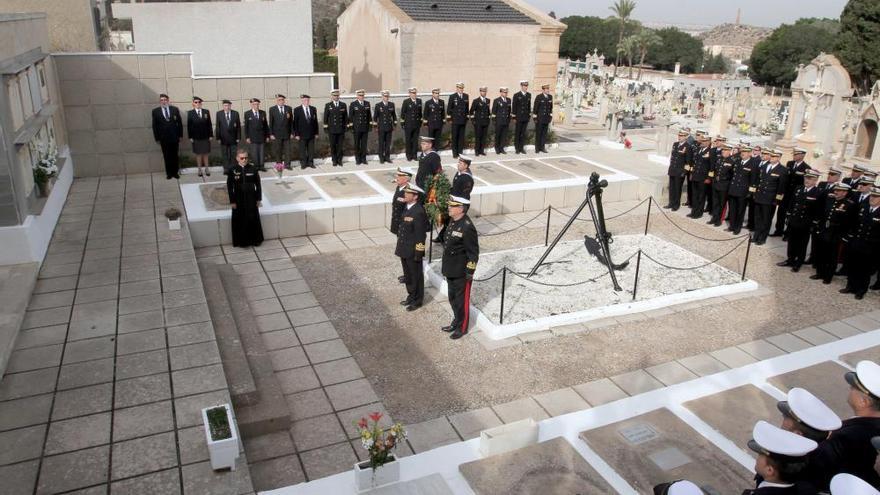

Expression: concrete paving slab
xmin=111 ymin=468 xmax=180 ymax=495
xmin=572 ymin=378 xmax=629 ymax=406
xmin=0 ymin=459 xmax=39 ymax=495
xmin=111 ymin=431 xmax=178 ymax=480
xmin=286 ymin=388 xmax=334 ymax=421
xmin=303 ymin=339 xmax=351 ymax=364
xmin=817 ymin=320 xmax=862 ymax=339
xmin=299 ymin=442 xmax=358 ymax=482
xmin=0 ymin=424 xmax=46 ymax=465
xmin=51 ymin=383 xmax=113 ymax=421
xmin=324 ymin=378 xmax=379 ymax=411
xmin=36 ymin=445 xmax=109 ymax=494
xmin=678 ymin=354 xmax=729 ymax=377
xmin=405 ymin=417 xmax=461 ymax=453
xmin=313 ymin=357 xmax=364 ymax=386
xmin=709 ymin=346 xmax=758 ymax=369
xmin=447 ymin=407 xmax=503 ymax=440
xmin=768 ymin=361 xmax=852 ymax=420
xmin=736 ymin=340 xmax=786 ymax=361
xmin=792 ymin=326 xmax=838 ymax=346
xmin=579 ymin=408 xmax=753 ymax=493
xmin=460 ymin=436 xmax=613 ymax=494
xmin=491 ymin=397 xmax=549 ymax=423
xmin=765 ymin=333 xmax=812 ymax=353
xmin=842 ymin=315 xmax=880 ymax=332
xmin=57 ymin=358 xmax=113 ymax=391
xmin=646 ymin=361 xmax=698 ymax=386
xmin=532 ymin=387 xmax=591 ymax=417
xmin=181 ymin=457 xmax=253 ymax=495
xmin=683 ymin=384 xmax=779 ymax=455
xmin=45 ymin=412 xmax=112 ymax=455
xmin=611 ymin=369 xmax=664 ymax=395
xmin=249 ymin=454 xmax=306 ymax=492
xmin=0 ymin=393 xmax=53 ymax=431
xmin=113 ymin=401 xmax=175 ymax=441
xmin=114 ymin=373 xmax=172 ymax=408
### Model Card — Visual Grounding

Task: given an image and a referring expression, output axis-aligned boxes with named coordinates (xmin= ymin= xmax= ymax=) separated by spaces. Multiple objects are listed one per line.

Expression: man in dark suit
xmin=243 ymin=98 xmax=269 ymax=171
xmin=773 ymin=148 xmax=811 ymax=237
xmin=373 ymin=90 xmax=397 ymax=164
xmin=447 ymin=82 xmax=469 ymax=158
xmin=323 ymin=90 xmax=347 ymax=166
xmin=215 ymin=99 xmax=241 ymax=174
xmin=750 ymin=150 xmax=788 ymax=245
xmin=512 ymin=81 xmax=532 ymax=154
xmin=349 ymin=89 xmax=371 ymax=165
xmin=268 ymin=94 xmax=294 ymax=169
xmin=533 ymin=84 xmax=553 ymax=153
xmin=293 ymin=94 xmax=319 ymax=169
xmin=492 ymin=87 xmax=511 ymax=154
xmin=470 ymin=86 xmax=491 ymax=156
xmin=423 ymin=89 xmax=445 ymax=149
xmin=151 ymin=93 xmax=183 ymax=179
xmin=400 ymin=88 xmax=422 ymax=161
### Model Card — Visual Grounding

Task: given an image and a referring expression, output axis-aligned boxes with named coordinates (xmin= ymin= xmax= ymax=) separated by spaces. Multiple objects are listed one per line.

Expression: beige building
xmin=337 ymin=0 xmax=565 ymax=94
xmin=0 ymin=0 xmax=102 ymax=52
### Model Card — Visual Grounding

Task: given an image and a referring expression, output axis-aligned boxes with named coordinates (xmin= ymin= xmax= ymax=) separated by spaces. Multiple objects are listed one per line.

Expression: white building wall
xmin=113 ymin=0 xmax=314 ymax=76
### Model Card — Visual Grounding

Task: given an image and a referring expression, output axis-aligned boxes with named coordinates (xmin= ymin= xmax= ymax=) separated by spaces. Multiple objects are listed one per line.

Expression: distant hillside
xmin=312 ymin=0 xmax=349 ymax=48
xmin=697 ymin=23 xmax=773 ymax=48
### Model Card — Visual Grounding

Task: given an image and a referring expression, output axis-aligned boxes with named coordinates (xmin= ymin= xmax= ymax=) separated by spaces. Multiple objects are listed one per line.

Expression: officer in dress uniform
xmin=743 ymin=421 xmax=818 ymax=494
xmin=441 ymin=195 xmax=479 ymax=340
xmin=805 ymin=361 xmax=880 ymax=491
xmin=415 ymin=136 xmax=442 ymax=195
xmin=844 ymin=164 xmax=869 ymax=187
xmin=705 ymin=135 xmax=725 ymax=214
xmin=244 ymin=98 xmax=270 ymax=171
xmin=423 ymin=89 xmax=445 ymax=149
xmin=842 ymin=188 xmax=880 ymax=300
xmin=533 ymin=84 xmax=553 ymax=153
xmin=830 ymin=474 xmax=880 ymax=495
xmin=684 ymin=130 xmax=706 ymax=207
xmin=390 ymin=168 xmax=412 ymax=285
xmin=323 ymin=90 xmax=348 ymax=166
xmin=708 ymin=143 xmax=733 ymax=226
xmin=492 ymin=87 xmax=511 ymax=154
xmin=854 ymin=176 xmax=876 ymax=206
xmin=400 ymin=88 xmax=423 ymax=161
xmin=688 ymin=135 xmax=712 ymax=219
xmin=395 ymin=183 xmax=428 ymax=311
xmin=651 ymin=480 xmax=704 ymax=495
xmin=512 ymin=81 xmax=532 ymax=154
xmin=777 ymin=170 xmax=822 ymax=272
xmin=349 ymin=90 xmax=371 ymax=165
xmin=470 ymin=86 xmax=491 ymax=156
xmin=666 ymin=130 xmax=691 ymax=211
xmin=447 ymin=83 xmax=469 ymax=158
xmin=726 ymin=145 xmax=754 ymax=234
xmin=374 ymin=90 xmax=397 ymax=164
xmin=434 ymin=155 xmax=475 ymax=242
xmin=268 ymin=94 xmax=294 ymax=169
xmin=808 ymin=167 xmax=843 ymax=266
xmin=751 ymin=150 xmax=789 ymax=245
xmin=773 ymin=148 xmax=811 ymax=237
xmin=810 ymin=183 xmax=857 ymax=284
xmin=745 ymin=146 xmax=765 ymax=230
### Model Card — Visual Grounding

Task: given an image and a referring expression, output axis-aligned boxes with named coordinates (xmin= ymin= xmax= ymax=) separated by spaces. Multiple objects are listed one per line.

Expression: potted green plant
xmin=33 ymin=147 xmax=58 ymax=198
xmin=201 ymin=404 xmax=239 ymax=470
xmin=353 ymin=412 xmax=406 ymax=492
xmin=164 ymin=207 xmax=182 ymax=230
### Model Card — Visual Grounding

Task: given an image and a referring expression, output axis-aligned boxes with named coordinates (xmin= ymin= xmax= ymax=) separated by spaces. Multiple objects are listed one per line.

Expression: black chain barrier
xmin=472 ymin=266 xmax=506 ymax=283
xmin=637 ymin=236 xmax=749 ymax=271
xmin=648 ymin=197 xmax=750 ymax=243
xmin=477 ymin=207 xmax=553 ymax=237
xmin=472 ymin=249 xmax=641 ymax=288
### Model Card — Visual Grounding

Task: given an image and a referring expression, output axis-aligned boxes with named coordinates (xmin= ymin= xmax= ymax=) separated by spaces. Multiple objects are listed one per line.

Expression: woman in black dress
xmin=227 ymin=149 xmax=263 ymax=247
xmin=187 ymin=97 xmax=213 ymax=177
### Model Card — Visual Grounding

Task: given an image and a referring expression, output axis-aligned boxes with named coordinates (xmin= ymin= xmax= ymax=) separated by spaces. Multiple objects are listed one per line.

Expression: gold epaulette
xmin=466 ymin=261 xmax=477 ymax=270
xmin=415 ymin=243 xmax=425 ymax=252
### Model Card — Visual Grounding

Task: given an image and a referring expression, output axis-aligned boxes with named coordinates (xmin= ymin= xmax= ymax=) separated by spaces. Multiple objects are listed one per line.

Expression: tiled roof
xmin=390 ymin=0 xmax=537 ymax=24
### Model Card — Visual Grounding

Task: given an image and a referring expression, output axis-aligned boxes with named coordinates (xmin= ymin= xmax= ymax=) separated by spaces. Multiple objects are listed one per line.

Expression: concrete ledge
xmin=0 ymin=263 xmax=39 ymax=377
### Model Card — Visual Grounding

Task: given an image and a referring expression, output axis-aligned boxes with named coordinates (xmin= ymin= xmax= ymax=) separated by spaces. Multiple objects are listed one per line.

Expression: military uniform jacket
xmin=451 ymin=171 xmax=474 ymax=199
xmin=814 ymin=195 xmax=857 ymax=237
xmin=424 ymin=99 xmax=445 ymax=130
xmin=843 ymin=175 xmax=862 ymax=187
xmin=742 ymin=483 xmax=818 ymax=495
xmin=390 ymin=186 xmax=407 ymax=236
xmin=186 ymin=109 xmax=213 ymax=140
xmin=848 ymin=204 xmax=880 ymax=251
xmin=373 ymin=101 xmax=397 ymax=131
xmin=415 ymin=151 xmax=442 ymax=192
xmin=243 ymin=109 xmax=269 ymax=143
xmin=728 ymin=158 xmax=753 ymax=197
xmin=751 ymin=163 xmax=788 ymax=205
xmin=441 ymin=215 xmax=479 ymax=279
xmin=400 ymin=98 xmax=422 ymax=129
xmin=269 ymin=104 xmax=293 ymax=138
xmin=691 ymin=147 xmax=712 ymax=182
xmin=786 ymin=185 xmax=822 ymax=231
xmin=512 ymin=91 xmax=532 ymax=120
xmin=785 ymin=160 xmax=810 ymax=193
xmin=805 ymin=416 xmax=880 ymax=490
xmin=533 ymin=93 xmax=553 ymax=124
xmin=668 ymin=141 xmax=690 ymax=177
xmin=491 ymin=96 xmax=511 ymax=125
xmin=470 ymin=97 xmax=491 ymax=126
xmin=711 ymin=156 xmax=734 ymax=191
xmin=215 ymin=109 xmax=241 ymax=145
xmin=447 ymin=93 xmax=469 ymax=125
xmin=323 ymin=101 xmax=348 ymax=134
xmin=394 ymin=203 xmax=427 ymax=260
xmin=348 ymin=100 xmax=372 ymax=132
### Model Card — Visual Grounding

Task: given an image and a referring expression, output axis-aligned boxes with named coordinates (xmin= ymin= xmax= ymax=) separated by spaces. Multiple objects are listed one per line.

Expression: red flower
xmin=357 ymin=418 xmax=368 ymax=429
xmin=369 ymin=412 xmax=383 ymax=423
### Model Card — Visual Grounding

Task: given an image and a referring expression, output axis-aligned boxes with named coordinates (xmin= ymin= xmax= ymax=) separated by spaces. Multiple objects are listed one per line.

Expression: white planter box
xmin=479 ymin=418 xmax=539 ymax=458
xmin=354 ymin=455 xmax=400 ymax=492
xmin=202 ymin=404 xmax=240 ymax=471
xmin=168 ymin=218 xmax=181 ymax=230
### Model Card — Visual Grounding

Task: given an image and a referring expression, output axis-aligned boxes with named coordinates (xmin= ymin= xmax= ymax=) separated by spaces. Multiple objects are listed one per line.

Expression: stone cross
xmin=329 ymin=176 xmax=349 ymax=187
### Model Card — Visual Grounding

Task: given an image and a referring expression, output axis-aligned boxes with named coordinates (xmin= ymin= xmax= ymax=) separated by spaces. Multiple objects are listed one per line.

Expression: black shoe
xmin=406 ymin=303 xmax=422 ymax=312
xmin=839 ymin=287 xmax=853 ymax=294
xmin=855 ymin=293 xmax=865 ymax=300
xmin=809 ymin=274 xmax=822 ymax=280
xmin=782 ymin=236 xmax=788 ymax=242
xmin=872 ymin=283 xmax=880 ymax=291
xmin=732 ymin=229 xmax=741 ymax=235
xmin=663 ymin=205 xmax=672 ymax=209
xmin=441 ymin=325 xmax=455 ymax=333
xmin=671 ymin=207 xmax=679 ymax=212
xmin=769 ymin=231 xmax=783 ymax=237
xmin=804 ymin=258 xmax=813 ymax=264
xmin=206 ymin=171 xmax=211 ymax=176
xmin=706 ymin=219 xmax=715 ymax=224
xmin=301 ymin=165 xmax=307 ymax=170
xmin=397 ymin=276 xmax=406 ymax=284
xmin=777 ymin=261 xmax=792 ymax=267
xmin=683 ymin=203 xmax=690 ymax=207
xmin=791 ymin=265 xmax=801 ymax=273
xmin=450 ymin=329 xmax=467 ymax=340
xmin=835 ymin=269 xmax=847 ymax=276
xmin=198 ymin=171 xmax=203 ymax=177
xmin=822 ymin=279 xmax=832 ymax=285
xmin=754 ymin=240 xmax=765 ymax=246
xmin=399 ymin=299 xmax=412 ymax=306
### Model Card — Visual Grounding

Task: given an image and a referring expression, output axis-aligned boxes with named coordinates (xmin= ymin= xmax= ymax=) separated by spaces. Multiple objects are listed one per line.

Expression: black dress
xmin=227 ymin=163 xmax=263 ymax=247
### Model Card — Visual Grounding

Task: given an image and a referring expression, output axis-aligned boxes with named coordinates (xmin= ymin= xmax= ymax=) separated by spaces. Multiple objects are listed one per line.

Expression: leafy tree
xmin=836 ymin=0 xmax=880 ymax=94
xmin=618 ymin=35 xmax=638 ymax=78
xmin=748 ymin=18 xmax=837 ymax=87
xmin=644 ymin=28 xmax=704 ymax=73
xmin=610 ymin=0 xmax=638 ymax=75
xmin=634 ymin=30 xmax=662 ymax=79
xmin=559 ymin=16 xmax=641 ymax=61
xmin=702 ymin=53 xmax=731 ymax=74
xmin=313 ymin=49 xmax=338 ymax=86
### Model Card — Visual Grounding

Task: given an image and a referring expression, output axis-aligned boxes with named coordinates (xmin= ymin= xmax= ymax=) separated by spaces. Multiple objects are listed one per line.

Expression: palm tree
xmin=617 ymin=36 xmax=638 ymax=78
xmin=634 ymin=30 xmax=661 ymax=80
xmin=610 ymin=0 xmax=637 ymax=76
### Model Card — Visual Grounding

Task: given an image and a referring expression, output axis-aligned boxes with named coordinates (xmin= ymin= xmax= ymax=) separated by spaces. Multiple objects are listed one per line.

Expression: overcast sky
xmin=528 ymin=0 xmax=849 ymax=28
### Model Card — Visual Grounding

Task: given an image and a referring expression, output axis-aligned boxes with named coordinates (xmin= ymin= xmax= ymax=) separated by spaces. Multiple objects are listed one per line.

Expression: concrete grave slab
xmin=262 ymin=179 xmax=324 ymax=206
xmin=459 ymin=437 xmax=614 ymax=494
xmin=579 ymin=408 xmax=753 ymax=493
xmin=471 ymin=162 xmax=528 ymax=185
xmin=540 ymin=157 xmax=609 ymax=177
xmin=683 ymin=384 xmax=779 ymax=455
xmin=503 ymin=159 xmax=574 ymax=181
xmin=311 ymin=174 xmax=380 ymax=200
xmin=768 ymin=361 xmax=852 ymax=420
xmin=840 ymin=345 xmax=880 ymax=367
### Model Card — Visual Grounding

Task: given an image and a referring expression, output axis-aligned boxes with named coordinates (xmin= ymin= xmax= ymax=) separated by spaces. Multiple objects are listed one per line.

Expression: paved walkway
xmin=0 ymin=174 xmax=254 ymax=495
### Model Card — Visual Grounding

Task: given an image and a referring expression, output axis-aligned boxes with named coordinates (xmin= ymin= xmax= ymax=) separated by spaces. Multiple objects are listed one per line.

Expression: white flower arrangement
xmin=33 ymin=144 xmax=59 ymax=184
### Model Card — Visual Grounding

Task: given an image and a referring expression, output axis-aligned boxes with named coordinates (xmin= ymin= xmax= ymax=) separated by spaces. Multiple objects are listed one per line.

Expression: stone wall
xmin=337 ymin=0 xmax=402 ymax=92
xmin=55 ymin=52 xmax=333 ymax=177
xmin=0 ymin=0 xmax=97 ymax=52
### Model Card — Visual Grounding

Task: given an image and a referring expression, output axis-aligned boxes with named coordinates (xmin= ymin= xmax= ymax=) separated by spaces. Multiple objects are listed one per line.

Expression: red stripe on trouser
xmin=721 ymin=203 xmax=728 ymax=222
xmin=461 ymin=279 xmax=472 ymax=333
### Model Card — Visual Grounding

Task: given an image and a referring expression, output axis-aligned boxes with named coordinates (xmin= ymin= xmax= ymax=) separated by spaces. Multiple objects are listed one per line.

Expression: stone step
xmin=217 ymin=265 xmax=291 ymax=438
xmin=199 ymin=262 xmax=258 ymax=406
